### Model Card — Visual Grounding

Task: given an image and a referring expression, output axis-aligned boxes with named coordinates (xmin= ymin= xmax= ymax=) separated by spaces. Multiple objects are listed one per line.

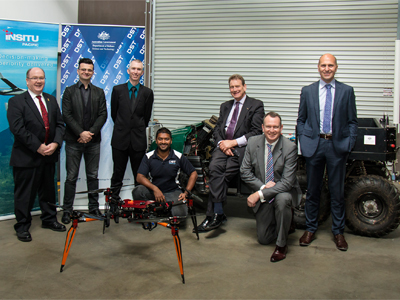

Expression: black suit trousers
xmin=111 ymin=145 xmax=145 ymax=197
xmin=13 ymin=163 xmax=57 ymax=233
xmin=206 ymin=148 xmax=241 ymax=215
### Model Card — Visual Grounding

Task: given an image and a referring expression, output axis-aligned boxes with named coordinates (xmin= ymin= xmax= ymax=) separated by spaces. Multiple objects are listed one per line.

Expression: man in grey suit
xmin=297 ymin=53 xmax=357 ymax=251
xmin=240 ymin=112 xmax=300 ymax=262
xmin=62 ymin=58 xmax=107 ymax=223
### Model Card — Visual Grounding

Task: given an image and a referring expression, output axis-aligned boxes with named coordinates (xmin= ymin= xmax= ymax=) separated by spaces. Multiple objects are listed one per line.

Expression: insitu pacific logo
xmin=3 ymin=28 xmax=39 ymax=44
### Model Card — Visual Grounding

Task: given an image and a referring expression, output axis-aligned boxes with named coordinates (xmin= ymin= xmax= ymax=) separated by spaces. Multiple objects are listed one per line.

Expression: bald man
xmin=297 ymin=54 xmax=357 ymax=251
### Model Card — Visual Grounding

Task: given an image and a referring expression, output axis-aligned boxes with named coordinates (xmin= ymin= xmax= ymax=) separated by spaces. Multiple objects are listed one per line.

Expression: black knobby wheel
xmin=293 ymin=171 xmax=331 ymax=229
xmin=345 ymin=175 xmax=400 ymax=237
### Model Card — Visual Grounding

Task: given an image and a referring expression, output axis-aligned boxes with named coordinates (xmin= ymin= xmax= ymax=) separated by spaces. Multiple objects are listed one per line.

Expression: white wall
xmin=0 ymin=0 xmax=78 ymax=24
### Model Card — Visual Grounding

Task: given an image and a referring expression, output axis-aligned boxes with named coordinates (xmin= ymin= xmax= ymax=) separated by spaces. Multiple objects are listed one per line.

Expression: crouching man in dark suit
xmin=240 ymin=112 xmax=300 ymax=262
xmin=7 ymin=67 xmax=66 ymax=242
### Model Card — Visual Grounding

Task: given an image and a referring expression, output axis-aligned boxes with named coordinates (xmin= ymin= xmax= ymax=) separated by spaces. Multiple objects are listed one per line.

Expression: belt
xmin=320 ymin=134 xmax=332 ymax=140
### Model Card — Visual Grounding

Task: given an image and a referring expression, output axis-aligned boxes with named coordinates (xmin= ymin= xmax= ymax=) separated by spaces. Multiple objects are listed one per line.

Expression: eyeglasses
xmin=27 ymin=77 xmax=45 ymax=81
xmin=79 ymin=69 xmax=94 ymax=72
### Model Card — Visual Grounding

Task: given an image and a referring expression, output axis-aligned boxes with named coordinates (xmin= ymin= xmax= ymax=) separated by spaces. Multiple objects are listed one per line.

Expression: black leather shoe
xmin=61 ymin=212 xmax=71 ymax=225
xmin=193 ymin=216 xmax=213 ymax=233
xmin=205 ymin=213 xmax=227 ymax=230
xmin=17 ymin=231 xmax=32 ymax=242
xmin=42 ymin=221 xmax=66 ymax=232
xmin=89 ymin=208 xmax=102 ymax=217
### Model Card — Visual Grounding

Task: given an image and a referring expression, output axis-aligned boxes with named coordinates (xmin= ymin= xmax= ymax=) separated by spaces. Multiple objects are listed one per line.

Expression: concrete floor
xmin=1 ymin=197 xmax=400 ymax=300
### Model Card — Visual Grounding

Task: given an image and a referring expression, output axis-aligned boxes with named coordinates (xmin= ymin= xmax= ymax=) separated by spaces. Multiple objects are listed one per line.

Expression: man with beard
xmin=132 ymin=127 xmax=198 ymax=217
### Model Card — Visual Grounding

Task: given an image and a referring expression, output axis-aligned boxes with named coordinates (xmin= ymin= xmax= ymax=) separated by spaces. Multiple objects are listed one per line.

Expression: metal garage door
xmin=151 ymin=0 xmax=398 ymax=135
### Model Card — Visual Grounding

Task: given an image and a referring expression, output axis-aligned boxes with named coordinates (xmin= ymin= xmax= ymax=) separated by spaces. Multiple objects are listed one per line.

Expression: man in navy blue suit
xmin=297 ymin=54 xmax=358 ymax=251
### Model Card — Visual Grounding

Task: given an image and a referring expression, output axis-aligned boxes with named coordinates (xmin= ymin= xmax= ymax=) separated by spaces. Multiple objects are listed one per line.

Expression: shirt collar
xmin=154 ymin=148 xmax=174 ymax=160
xmin=128 ymin=80 xmax=140 ymax=91
xmin=319 ymin=79 xmax=336 ymax=90
xmin=235 ymin=94 xmax=246 ymax=105
xmin=78 ymin=80 xmax=91 ymax=89
xmin=265 ymin=137 xmax=279 ymax=148
xmin=28 ymin=89 xmax=43 ymax=100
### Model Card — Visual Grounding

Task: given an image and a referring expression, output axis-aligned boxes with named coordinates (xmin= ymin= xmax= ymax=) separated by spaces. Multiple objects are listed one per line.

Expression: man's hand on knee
xmin=153 ymin=188 xmax=165 ymax=202
xmin=247 ymin=192 xmax=260 ymax=208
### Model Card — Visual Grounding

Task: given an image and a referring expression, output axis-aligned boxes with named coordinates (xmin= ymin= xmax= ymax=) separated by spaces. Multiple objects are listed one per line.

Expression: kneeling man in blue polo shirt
xmin=132 ymin=127 xmax=198 ymax=217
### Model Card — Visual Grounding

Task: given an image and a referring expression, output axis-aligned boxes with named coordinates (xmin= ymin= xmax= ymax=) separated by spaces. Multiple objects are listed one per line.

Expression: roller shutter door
xmin=151 ymin=0 xmax=398 ymax=134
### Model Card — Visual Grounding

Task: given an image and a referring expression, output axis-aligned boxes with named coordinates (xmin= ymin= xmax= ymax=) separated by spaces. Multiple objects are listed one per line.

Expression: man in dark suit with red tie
xmin=110 ymin=59 xmax=154 ymax=198
xmin=7 ymin=67 xmax=66 ymax=242
xmin=297 ymin=54 xmax=358 ymax=251
xmin=195 ymin=74 xmax=264 ymax=232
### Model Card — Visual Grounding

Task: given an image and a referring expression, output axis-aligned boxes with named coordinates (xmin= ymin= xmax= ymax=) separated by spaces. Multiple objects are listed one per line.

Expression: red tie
xmin=37 ymin=95 xmax=49 ymax=144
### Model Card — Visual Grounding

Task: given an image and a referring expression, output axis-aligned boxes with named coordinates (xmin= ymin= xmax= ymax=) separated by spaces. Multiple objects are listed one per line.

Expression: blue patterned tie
xmin=323 ymin=84 xmax=332 ymax=133
xmin=266 ymin=144 xmax=274 ymax=203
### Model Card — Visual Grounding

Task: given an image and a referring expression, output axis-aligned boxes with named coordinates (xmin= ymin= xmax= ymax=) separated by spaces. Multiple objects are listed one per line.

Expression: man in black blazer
xmin=62 ymin=58 xmax=107 ymax=223
xmin=195 ymin=74 xmax=264 ymax=232
xmin=297 ymin=54 xmax=358 ymax=251
xmin=7 ymin=67 xmax=66 ymax=242
xmin=110 ymin=59 xmax=154 ymax=198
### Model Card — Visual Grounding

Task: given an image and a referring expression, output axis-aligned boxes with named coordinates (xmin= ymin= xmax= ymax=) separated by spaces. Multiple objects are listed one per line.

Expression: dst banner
xmin=0 ymin=19 xmax=59 ymax=217
xmin=60 ymin=24 xmax=145 ymax=209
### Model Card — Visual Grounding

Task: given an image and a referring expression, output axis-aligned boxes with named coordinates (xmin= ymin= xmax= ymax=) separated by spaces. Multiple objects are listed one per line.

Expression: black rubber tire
xmin=293 ymin=171 xmax=331 ymax=229
xmin=345 ymin=175 xmax=400 ymax=237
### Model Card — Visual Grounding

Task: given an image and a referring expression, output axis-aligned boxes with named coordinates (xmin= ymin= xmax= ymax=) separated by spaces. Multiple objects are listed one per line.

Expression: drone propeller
xmin=81 ymin=212 xmax=104 ymax=221
xmin=76 ymin=183 xmax=136 ymax=194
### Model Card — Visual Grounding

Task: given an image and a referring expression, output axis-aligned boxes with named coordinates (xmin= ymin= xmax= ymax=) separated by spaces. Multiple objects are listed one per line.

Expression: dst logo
xmin=3 ymin=29 xmax=39 ymax=42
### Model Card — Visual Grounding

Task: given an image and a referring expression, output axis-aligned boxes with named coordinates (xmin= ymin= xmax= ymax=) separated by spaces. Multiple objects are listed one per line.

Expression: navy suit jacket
xmin=111 ymin=83 xmax=154 ymax=152
xmin=297 ymin=80 xmax=358 ymax=157
xmin=7 ymin=91 xmax=65 ymax=167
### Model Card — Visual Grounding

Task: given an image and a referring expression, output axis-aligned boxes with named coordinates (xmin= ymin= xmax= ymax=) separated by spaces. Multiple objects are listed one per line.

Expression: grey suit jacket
xmin=62 ymin=82 xmax=107 ymax=143
xmin=240 ymin=134 xmax=301 ymax=213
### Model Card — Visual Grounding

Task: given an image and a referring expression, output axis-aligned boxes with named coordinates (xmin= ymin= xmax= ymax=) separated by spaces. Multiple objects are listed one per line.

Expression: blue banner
xmin=60 ymin=24 xmax=145 ymax=208
xmin=0 ymin=19 xmax=59 ymax=217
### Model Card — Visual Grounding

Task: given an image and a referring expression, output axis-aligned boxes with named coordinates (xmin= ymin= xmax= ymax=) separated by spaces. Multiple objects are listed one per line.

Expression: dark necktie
xmin=131 ymin=86 xmax=137 ymax=101
xmin=131 ymin=86 xmax=137 ymax=111
xmin=266 ymin=144 xmax=275 ymax=203
xmin=323 ymin=84 xmax=332 ymax=133
xmin=225 ymin=102 xmax=240 ymax=140
xmin=37 ymin=95 xmax=49 ymax=144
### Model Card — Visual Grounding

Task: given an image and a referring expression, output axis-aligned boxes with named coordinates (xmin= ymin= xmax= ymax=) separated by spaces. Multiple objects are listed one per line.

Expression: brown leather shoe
xmin=270 ymin=245 xmax=288 ymax=262
xmin=334 ymin=234 xmax=348 ymax=251
xmin=299 ymin=231 xmax=315 ymax=246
